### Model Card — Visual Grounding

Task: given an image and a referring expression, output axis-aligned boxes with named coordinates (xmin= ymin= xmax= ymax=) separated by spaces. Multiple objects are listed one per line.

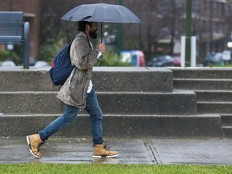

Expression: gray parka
xmin=56 ymin=31 xmax=100 ymax=108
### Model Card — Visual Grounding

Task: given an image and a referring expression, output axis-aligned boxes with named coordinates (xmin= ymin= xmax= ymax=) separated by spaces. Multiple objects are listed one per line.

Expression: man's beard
xmin=89 ymin=30 xmax=98 ymax=39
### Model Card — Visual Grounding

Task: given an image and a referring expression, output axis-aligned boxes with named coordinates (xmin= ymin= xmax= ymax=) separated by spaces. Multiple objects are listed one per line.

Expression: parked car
xmin=33 ymin=61 xmax=49 ymax=67
xmin=172 ymin=55 xmax=181 ymax=67
xmin=202 ymin=53 xmax=222 ymax=66
xmin=1 ymin=60 xmax=16 ymax=67
xmin=147 ymin=55 xmax=174 ymax=67
xmin=120 ymin=50 xmax=145 ymax=67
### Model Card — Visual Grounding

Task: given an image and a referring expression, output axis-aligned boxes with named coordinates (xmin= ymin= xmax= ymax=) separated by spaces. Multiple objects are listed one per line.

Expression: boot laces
xmin=104 ymin=145 xmax=111 ymax=150
xmin=37 ymin=142 xmax=44 ymax=151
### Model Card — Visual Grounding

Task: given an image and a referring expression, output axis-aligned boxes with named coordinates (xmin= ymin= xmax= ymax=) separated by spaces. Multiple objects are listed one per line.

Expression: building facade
xmin=0 ymin=0 xmax=231 ymax=63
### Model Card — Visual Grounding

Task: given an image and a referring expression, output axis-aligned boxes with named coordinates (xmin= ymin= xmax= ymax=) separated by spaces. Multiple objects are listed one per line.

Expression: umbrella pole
xmin=99 ymin=22 xmax=103 ymax=67
xmin=100 ymin=22 xmax=103 ymax=43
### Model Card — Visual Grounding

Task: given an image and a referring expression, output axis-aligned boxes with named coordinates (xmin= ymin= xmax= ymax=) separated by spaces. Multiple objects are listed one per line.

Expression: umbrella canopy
xmin=61 ymin=3 xmax=141 ymax=23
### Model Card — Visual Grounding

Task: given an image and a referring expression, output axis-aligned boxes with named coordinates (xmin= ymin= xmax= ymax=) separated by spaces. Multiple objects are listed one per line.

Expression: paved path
xmin=1 ymin=137 xmax=232 ymax=165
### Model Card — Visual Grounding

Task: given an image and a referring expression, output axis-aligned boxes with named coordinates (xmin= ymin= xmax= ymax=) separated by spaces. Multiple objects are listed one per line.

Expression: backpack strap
xmin=73 ymin=33 xmax=91 ymax=49
xmin=69 ymin=34 xmax=92 ymax=82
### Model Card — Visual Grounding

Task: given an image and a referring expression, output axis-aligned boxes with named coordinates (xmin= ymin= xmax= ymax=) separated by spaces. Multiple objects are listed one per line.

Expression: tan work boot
xmin=93 ymin=144 xmax=119 ymax=158
xmin=26 ymin=134 xmax=44 ymax=158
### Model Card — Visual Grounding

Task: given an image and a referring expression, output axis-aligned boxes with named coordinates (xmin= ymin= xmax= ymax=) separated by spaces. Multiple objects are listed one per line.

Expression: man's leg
xmin=39 ymin=105 xmax=80 ymax=141
xmin=26 ymin=105 xmax=79 ymax=158
xmin=85 ymin=89 xmax=103 ymax=145
xmin=85 ymin=89 xmax=119 ymax=158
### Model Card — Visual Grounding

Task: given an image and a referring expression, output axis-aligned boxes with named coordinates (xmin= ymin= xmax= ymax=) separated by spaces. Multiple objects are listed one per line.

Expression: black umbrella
xmin=61 ymin=3 xmax=141 ymax=23
xmin=61 ymin=3 xmax=141 ymax=42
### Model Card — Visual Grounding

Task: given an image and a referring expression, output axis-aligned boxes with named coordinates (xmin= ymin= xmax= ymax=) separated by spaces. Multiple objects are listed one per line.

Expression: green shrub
xmin=0 ymin=50 xmax=21 ymax=65
xmin=0 ymin=50 xmax=8 ymax=61
xmin=96 ymin=51 xmax=129 ymax=66
xmin=39 ymin=37 xmax=72 ymax=63
xmin=39 ymin=42 xmax=129 ymax=67
xmin=39 ymin=43 xmax=61 ymax=62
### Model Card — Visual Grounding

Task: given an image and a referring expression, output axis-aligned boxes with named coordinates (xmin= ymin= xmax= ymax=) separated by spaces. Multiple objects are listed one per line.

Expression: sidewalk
xmin=0 ymin=137 xmax=232 ymax=165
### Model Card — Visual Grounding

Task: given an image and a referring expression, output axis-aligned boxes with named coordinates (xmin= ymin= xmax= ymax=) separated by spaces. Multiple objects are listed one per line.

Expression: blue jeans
xmin=39 ymin=89 xmax=103 ymax=145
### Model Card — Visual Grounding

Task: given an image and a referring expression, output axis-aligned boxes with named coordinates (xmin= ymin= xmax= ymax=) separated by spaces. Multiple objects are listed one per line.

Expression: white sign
xmin=222 ymin=50 xmax=231 ymax=61
xmin=181 ymin=36 xmax=196 ymax=67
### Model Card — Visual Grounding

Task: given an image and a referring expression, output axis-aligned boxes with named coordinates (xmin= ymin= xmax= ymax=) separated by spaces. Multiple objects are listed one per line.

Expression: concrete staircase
xmin=0 ymin=67 xmax=221 ymax=138
xmin=170 ymin=67 xmax=232 ymax=137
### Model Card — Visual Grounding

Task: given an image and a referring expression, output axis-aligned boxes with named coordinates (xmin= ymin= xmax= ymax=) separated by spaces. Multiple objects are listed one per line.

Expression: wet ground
xmin=1 ymin=137 xmax=232 ymax=165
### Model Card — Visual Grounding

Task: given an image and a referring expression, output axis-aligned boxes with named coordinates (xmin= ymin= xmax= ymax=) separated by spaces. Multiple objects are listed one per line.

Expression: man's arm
xmin=70 ymin=37 xmax=99 ymax=70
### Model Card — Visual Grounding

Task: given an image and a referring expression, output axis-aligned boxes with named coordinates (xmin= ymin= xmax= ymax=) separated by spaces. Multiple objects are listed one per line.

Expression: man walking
xmin=26 ymin=21 xmax=119 ymax=159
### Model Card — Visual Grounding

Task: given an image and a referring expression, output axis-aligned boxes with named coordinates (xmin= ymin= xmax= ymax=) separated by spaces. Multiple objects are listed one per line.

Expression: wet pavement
xmin=0 ymin=137 xmax=232 ymax=165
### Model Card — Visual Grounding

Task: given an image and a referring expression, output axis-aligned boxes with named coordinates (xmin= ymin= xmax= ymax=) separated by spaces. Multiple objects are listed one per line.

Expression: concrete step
xmin=222 ymin=125 xmax=232 ymax=137
xmin=0 ymin=114 xmax=222 ymax=137
xmin=173 ymin=78 xmax=232 ymax=91
xmin=196 ymin=90 xmax=232 ymax=102
xmin=169 ymin=67 xmax=232 ymax=79
xmin=93 ymin=67 xmax=173 ymax=92
xmin=197 ymin=101 xmax=232 ymax=114
xmin=0 ymin=91 xmax=62 ymax=114
xmin=0 ymin=67 xmax=173 ymax=92
xmin=221 ymin=114 xmax=232 ymax=125
xmin=0 ymin=91 xmax=197 ymax=115
xmin=0 ymin=68 xmax=59 ymax=91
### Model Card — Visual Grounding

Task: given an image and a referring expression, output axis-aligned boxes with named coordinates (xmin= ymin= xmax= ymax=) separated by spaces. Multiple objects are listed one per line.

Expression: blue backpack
xmin=49 ymin=41 xmax=74 ymax=86
xmin=49 ymin=35 xmax=92 ymax=86
xmin=49 ymin=36 xmax=86 ymax=86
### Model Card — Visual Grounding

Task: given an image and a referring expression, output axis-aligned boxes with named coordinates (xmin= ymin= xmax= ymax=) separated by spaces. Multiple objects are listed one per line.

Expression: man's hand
xmin=98 ymin=43 xmax=106 ymax=54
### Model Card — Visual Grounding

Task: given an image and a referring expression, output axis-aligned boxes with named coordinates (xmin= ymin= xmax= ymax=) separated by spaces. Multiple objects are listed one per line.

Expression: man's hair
xmin=78 ymin=21 xmax=93 ymax=31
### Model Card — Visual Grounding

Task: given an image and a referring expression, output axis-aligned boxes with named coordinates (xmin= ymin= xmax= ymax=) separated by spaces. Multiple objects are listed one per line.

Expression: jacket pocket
xmin=70 ymin=70 xmax=84 ymax=85
xmin=71 ymin=67 xmax=77 ymax=82
xmin=69 ymin=71 xmax=85 ymax=104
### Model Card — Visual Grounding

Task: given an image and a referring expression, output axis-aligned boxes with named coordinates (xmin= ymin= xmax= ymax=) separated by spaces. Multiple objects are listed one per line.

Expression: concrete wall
xmin=0 ymin=67 xmax=222 ymax=137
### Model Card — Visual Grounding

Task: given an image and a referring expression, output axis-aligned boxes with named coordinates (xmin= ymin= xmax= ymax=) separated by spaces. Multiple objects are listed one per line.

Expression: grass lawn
xmin=0 ymin=163 xmax=232 ymax=174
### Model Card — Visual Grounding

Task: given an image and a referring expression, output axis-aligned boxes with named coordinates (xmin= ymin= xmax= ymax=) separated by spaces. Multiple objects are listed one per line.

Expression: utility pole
xmin=185 ymin=0 xmax=192 ymax=67
xmin=117 ymin=0 xmax=122 ymax=54
xmin=170 ymin=0 xmax=176 ymax=55
xmin=9 ymin=0 xmax=12 ymax=10
xmin=209 ymin=1 xmax=213 ymax=53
